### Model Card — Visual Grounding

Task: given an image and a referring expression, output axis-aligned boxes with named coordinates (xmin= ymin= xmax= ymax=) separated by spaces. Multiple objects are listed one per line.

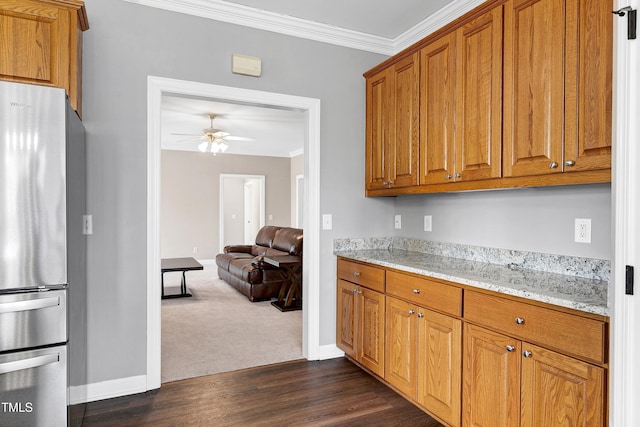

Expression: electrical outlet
xmin=82 ymin=215 xmax=92 ymax=235
xmin=193 ymin=246 xmax=199 ymax=254
xmin=424 ymin=215 xmax=432 ymax=232
xmin=394 ymin=215 xmax=402 ymax=229
xmin=575 ymin=218 xmax=591 ymax=243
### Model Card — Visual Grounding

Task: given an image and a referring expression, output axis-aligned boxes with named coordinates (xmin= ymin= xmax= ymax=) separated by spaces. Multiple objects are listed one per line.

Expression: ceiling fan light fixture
xmin=198 ymin=141 xmax=208 ymax=152
xmin=219 ymin=141 xmax=228 ymax=152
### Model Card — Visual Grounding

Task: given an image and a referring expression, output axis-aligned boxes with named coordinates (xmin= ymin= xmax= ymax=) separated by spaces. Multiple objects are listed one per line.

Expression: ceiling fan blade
xmin=171 ymin=133 xmax=202 ymax=136
xmin=225 ymin=136 xmax=255 ymax=141
xmin=174 ymin=136 xmax=204 ymax=143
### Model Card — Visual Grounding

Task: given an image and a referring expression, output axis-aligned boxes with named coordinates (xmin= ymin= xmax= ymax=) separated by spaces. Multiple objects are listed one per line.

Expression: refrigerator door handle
xmin=0 ymin=353 xmax=60 ymax=374
xmin=0 ymin=296 xmax=60 ymax=314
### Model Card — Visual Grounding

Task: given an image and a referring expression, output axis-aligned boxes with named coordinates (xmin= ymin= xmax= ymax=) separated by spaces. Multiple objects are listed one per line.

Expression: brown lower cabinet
xmin=336 ymin=258 xmax=608 ymax=427
xmin=463 ymin=323 xmax=605 ymax=427
xmin=385 ymin=295 xmax=462 ymax=427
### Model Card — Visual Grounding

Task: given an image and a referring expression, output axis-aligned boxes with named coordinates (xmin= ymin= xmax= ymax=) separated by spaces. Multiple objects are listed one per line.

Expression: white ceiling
xmin=161 ymin=95 xmax=305 ymax=158
xmin=152 ymin=0 xmax=483 ymax=157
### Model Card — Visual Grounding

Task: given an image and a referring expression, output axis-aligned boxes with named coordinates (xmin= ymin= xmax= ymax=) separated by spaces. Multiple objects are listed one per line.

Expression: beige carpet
xmin=161 ymin=260 xmax=303 ymax=383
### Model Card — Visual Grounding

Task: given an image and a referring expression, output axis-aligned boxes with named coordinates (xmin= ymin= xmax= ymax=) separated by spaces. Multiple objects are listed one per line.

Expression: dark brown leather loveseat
xmin=215 ymin=226 xmax=303 ymax=302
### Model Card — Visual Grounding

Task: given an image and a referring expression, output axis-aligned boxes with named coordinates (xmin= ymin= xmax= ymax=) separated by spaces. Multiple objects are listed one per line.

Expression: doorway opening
xmin=219 ymin=174 xmax=265 ymax=248
xmin=147 ymin=76 xmax=321 ymax=390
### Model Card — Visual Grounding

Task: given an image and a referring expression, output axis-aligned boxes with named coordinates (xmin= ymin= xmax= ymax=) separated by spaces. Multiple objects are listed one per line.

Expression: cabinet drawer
xmin=337 ymin=259 xmax=385 ymax=293
xmin=386 ymin=271 xmax=462 ymax=317
xmin=464 ymin=290 xmax=606 ymax=364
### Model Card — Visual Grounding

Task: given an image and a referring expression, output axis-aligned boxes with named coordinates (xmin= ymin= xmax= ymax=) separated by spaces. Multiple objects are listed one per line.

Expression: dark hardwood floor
xmin=81 ymin=358 xmax=444 ymax=427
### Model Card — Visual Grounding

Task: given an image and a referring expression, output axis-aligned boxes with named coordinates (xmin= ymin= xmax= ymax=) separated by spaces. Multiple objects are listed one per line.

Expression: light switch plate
xmin=322 ymin=214 xmax=332 ymax=230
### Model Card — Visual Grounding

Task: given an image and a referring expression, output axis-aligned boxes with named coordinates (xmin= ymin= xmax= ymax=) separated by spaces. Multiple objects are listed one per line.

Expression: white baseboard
xmin=312 ymin=344 xmax=345 ymax=360
xmin=69 ymin=375 xmax=147 ymax=404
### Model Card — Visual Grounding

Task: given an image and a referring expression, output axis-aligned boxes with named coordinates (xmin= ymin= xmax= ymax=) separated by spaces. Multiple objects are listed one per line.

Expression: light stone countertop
xmin=334 ymin=248 xmax=609 ymax=317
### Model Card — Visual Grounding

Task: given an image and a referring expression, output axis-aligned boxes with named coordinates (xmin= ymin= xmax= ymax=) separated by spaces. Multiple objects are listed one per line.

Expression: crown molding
xmin=393 ymin=0 xmax=488 ymax=51
xmin=123 ymin=0 xmax=486 ymax=56
xmin=122 ymin=0 xmax=395 ymax=55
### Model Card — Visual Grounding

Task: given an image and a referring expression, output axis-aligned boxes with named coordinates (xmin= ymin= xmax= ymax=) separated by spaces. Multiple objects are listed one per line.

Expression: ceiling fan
xmin=172 ymin=113 xmax=253 ymax=155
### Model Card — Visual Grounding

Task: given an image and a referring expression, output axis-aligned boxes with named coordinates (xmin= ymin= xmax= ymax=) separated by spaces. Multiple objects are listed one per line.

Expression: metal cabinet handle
xmin=506 ymin=345 xmax=516 ymax=352
xmin=417 ymin=313 xmax=424 ymax=318
xmin=408 ymin=309 xmax=415 ymax=315
xmin=351 ymin=288 xmax=357 ymax=294
xmin=0 ymin=296 xmax=60 ymax=314
xmin=413 ymin=289 xmax=420 ymax=294
xmin=445 ymin=174 xmax=452 ymax=179
xmin=353 ymin=271 xmax=361 ymax=277
xmin=523 ymin=350 xmax=533 ymax=358
xmin=549 ymin=162 xmax=559 ymax=169
xmin=0 ymin=353 xmax=59 ymax=374
xmin=356 ymin=290 xmax=363 ymax=295
xmin=454 ymin=173 xmax=461 ymax=178
xmin=515 ymin=317 xmax=525 ymax=325
xmin=565 ymin=160 xmax=575 ymax=167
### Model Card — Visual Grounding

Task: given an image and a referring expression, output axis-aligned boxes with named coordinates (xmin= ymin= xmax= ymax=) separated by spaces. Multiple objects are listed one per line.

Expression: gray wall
xmin=393 ymin=183 xmax=612 ymax=260
xmin=161 ymin=150 xmax=292 ymax=259
xmin=82 ymin=0 xmax=389 ymax=385
xmin=81 ymin=0 xmax=611 ymax=388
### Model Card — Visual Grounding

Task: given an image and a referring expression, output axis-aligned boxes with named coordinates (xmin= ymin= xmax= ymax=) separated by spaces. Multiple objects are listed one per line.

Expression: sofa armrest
xmin=224 ymin=245 xmax=253 ymax=254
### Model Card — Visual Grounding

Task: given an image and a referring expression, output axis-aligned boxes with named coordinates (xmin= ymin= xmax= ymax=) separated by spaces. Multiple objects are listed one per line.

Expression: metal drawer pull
xmin=413 ymin=289 xmax=420 ymax=294
xmin=353 ymin=272 xmax=360 ymax=277
xmin=523 ymin=350 xmax=533 ymax=358
xmin=417 ymin=313 xmax=424 ymax=318
xmin=515 ymin=317 xmax=525 ymax=325
xmin=506 ymin=345 xmax=516 ymax=352
xmin=409 ymin=309 xmax=415 ymax=315
xmin=565 ymin=160 xmax=575 ymax=167
xmin=0 ymin=296 xmax=60 ymax=314
xmin=0 ymin=353 xmax=59 ymax=374
xmin=549 ymin=162 xmax=559 ymax=168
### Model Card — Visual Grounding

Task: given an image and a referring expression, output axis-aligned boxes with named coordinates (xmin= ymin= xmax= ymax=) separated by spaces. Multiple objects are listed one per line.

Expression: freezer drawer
xmin=0 ymin=345 xmax=67 ymax=426
xmin=0 ymin=290 xmax=67 ymax=352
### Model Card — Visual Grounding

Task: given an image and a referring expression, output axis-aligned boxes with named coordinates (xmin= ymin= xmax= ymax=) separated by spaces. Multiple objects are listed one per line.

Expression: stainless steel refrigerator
xmin=0 ymin=81 xmax=87 ymax=426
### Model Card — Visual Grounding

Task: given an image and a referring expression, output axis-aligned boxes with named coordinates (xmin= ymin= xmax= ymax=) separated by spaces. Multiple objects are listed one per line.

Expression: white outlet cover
xmin=424 ymin=215 xmax=432 ymax=232
xmin=575 ymin=218 xmax=592 ymax=243
xmin=394 ymin=214 xmax=402 ymax=229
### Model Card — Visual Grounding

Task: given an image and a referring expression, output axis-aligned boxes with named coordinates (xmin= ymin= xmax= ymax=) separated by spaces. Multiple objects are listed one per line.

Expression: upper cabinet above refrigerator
xmin=0 ymin=0 xmax=89 ymax=118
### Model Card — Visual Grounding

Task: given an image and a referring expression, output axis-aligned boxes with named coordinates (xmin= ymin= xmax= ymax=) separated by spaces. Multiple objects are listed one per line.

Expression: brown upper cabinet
xmin=503 ymin=0 xmax=612 ymax=177
xmin=364 ymin=0 xmax=612 ymax=196
xmin=421 ymin=7 xmax=503 ymax=186
xmin=0 ymin=0 xmax=89 ymax=117
xmin=366 ymin=53 xmax=420 ymax=191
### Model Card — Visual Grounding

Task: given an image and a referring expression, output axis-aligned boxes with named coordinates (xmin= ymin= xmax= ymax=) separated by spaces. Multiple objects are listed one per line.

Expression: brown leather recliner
xmin=215 ymin=226 xmax=303 ymax=302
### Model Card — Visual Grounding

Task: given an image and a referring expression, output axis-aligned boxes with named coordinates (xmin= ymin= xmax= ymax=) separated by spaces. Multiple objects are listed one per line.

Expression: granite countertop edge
xmin=335 ymin=249 xmax=609 ymax=317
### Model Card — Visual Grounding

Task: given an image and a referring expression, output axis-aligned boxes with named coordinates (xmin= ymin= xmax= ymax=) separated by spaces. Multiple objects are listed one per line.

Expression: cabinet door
xmin=336 ymin=279 xmax=357 ymax=358
xmin=358 ymin=288 xmax=385 ymax=377
xmin=455 ymin=6 xmax=503 ymax=182
xmin=463 ymin=323 xmax=520 ymax=427
xmin=390 ymin=53 xmax=420 ymax=188
xmin=0 ymin=1 xmax=68 ymax=86
xmin=563 ymin=0 xmax=612 ymax=172
xmin=385 ymin=296 xmax=417 ymax=399
xmin=503 ymin=0 xmax=565 ymax=177
xmin=521 ymin=343 xmax=605 ymax=427
xmin=420 ymin=32 xmax=456 ymax=185
xmin=365 ymin=68 xmax=391 ymax=190
xmin=417 ymin=309 xmax=462 ymax=427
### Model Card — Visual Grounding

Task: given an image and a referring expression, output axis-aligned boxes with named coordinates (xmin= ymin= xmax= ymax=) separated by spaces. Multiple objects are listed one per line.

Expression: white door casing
xmin=147 ymin=76 xmax=322 ymax=390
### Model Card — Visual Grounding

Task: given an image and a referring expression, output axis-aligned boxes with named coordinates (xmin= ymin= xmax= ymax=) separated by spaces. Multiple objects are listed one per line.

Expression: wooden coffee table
xmin=161 ymin=257 xmax=203 ymax=299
